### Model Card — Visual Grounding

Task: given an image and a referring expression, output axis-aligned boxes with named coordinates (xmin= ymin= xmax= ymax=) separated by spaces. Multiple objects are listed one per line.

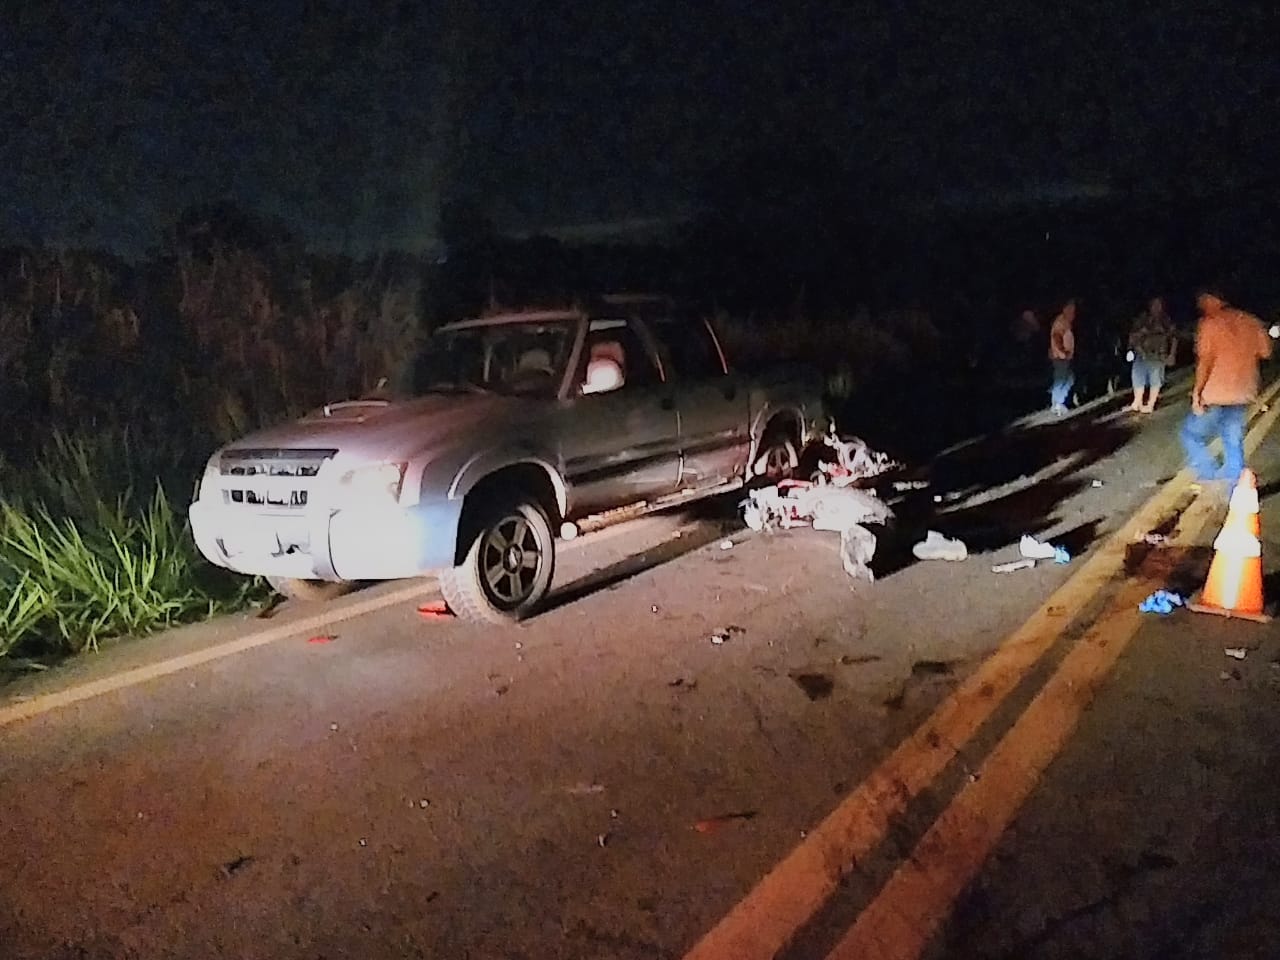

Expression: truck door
xmin=562 ymin=317 xmax=682 ymax=512
xmin=651 ymin=316 xmax=751 ymax=486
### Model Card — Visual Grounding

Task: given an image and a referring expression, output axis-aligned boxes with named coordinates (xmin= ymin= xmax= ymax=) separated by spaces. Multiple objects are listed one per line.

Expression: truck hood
xmin=221 ymin=392 xmax=532 ymax=463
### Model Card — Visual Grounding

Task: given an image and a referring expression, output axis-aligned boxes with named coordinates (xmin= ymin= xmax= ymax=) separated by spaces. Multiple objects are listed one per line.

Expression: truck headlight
xmin=336 ymin=462 xmax=407 ymax=504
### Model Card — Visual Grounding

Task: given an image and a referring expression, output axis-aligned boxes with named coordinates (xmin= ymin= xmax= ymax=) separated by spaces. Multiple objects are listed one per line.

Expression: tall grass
xmin=0 ymin=431 xmax=260 ymax=668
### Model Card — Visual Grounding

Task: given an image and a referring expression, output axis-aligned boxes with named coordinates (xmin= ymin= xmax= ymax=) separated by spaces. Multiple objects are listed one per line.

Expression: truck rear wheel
xmin=755 ymin=427 xmax=799 ymax=482
xmin=266 ymin=576 xmax=355 ymax=603
xmin=439 ymin=498 xmax=555 ymax=625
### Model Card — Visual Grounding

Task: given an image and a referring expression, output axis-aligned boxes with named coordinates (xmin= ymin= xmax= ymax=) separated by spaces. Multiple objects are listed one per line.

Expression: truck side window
xmin=582 ymin=319 xmax=663 ymax=393
xmin=657 ymin=318 xmax=727 ymax=379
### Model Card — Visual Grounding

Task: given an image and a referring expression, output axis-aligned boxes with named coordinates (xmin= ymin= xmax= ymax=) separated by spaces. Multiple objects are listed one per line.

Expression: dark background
xmin=3 ymin=0 xmax=1280 ymax=457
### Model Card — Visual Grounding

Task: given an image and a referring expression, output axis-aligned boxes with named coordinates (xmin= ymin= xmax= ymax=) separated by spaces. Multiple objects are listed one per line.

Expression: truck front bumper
xmin=189 ymin=497 xmax=465 ymax=582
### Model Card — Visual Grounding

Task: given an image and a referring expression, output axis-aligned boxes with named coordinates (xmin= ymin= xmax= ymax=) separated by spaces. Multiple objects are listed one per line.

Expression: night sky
xmin=2 ymin=0 xmax=1277 ymax=256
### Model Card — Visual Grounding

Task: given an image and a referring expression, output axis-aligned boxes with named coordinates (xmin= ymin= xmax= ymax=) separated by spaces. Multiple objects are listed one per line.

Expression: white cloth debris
xmin=913 ymin=531 xmax=968 ymax=561
xmin=811 ymin=424 xmax=901 ymax=487
xmin=840 ymin=524 xmax=879 ymax=581
xmin=1019 ymin=534 xmax=1058 ymax=560
xmin=992 ymin=558 xmax=1036 ymax=573
xmin=741 ymin=481 xmax=894 ymax=581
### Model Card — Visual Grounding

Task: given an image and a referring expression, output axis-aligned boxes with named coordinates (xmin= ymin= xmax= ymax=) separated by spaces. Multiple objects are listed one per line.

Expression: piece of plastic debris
xmin=565 ymin=782 xmax=606 ymax=795
xmin=329 ymin=722 xmax=340 ymax=732
xmin=1091 ymin=479 xmax=1104 ymax=488
xmin=651 ymin=605 xmax=659 ymax=613
xmin=719 ymin=539 xmax=734 ymax=550
xmin=610 ymin=809 xmax=620 ymax=819
xmin=1053 ymin=545 xmax=1071 ymax=564
xmin=912 ymin=530 xmax=968 ymax=562
xmin=597 ymin=833 xmax=609 ymax=848
xmin=710 ymin=625 xmax=745 ymax=645
xmin=1225 ymin=647 xmax=1248 ymax=660
xmin=358 ymin=838 xmax=368 ymax=847
xmin=419 ymin=799 xmax=431 ymax=809
xmin=1138 ymin=532 xmax=1168 ymax=546
xmin=417 ymin=600 xmax=454 ymax=619
xmin=1019 ymin=535 xmax=1059 ymax=560
xmin=992 ymin=558 xmax=1036 ymax=573
xmin=1138 ymin=590 xmax=1186 ymax=614
xmin=892 ymin=480 xmax=930 ymax=491
xmin=693 ymin=811 xmax=759 ymax=834
xmin=840 ymin=524 xmax=879 ymax=581
xmin=307 ymin=634 xmax=336 ymax=644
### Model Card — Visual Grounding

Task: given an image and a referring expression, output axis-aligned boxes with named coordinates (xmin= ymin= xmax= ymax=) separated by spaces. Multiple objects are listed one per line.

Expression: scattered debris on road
xmin=1091 ymin=479 xmax=1105 ymax=488
xmin=597 ymin=833 xmax=609 ymax=848
xmin=417 ymin=600 xmax=455 ymax=620
xmin=892 ymin=479 xmax=931 ymax=492
xmin=718 ymin=539 xmax=734 ymax=550
xmin=693 ymin=811 xmax=758 ymax=834
xmin=1019 ymin=534 xmax=1059 ymax=561
xmin=307 ymin=634 xmax=336 ymax=644
xmin=1224 ymin=647 xmax=1248 ymax=660
xmin=741 ymin=479 xmax=895 ymax=581
xmin=913 ymin=530 xmax=968 ymax=562
xmin=808 ymin=425 xmax=902 ymax=487
xmin=992 ymin=558 xmax=1037 ymax=573
xmin=710 ymin=625 xmax=746 ymax=645
xmin=329 ymin=722 xmax=340 ymax=732
xmin=565 ymin=782 xmax=606 ymax=795
xmin=1139 ymin=590 xmax=1186 ymax=614
xmin=790 ymin=672 xmax=835 ymax=700
xmin=1137 ymin=532 xmax=1169 ymax=546
xmin=220 ymin=855 xmax=255 ymax=878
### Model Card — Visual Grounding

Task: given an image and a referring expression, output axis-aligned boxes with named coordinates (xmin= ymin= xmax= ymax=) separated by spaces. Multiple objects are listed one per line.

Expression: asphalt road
xmin=3 ymin=376 xmax=1278 ymax=960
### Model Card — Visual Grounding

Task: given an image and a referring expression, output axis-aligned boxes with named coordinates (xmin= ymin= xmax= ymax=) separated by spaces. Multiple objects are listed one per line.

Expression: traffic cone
xmin=1189 ymin=469 xmax=1271 ymax=622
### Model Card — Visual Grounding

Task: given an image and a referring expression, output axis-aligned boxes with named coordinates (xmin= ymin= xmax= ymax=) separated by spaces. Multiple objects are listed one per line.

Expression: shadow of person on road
xmin=870 ymin=402 xmax=1138 ymax=579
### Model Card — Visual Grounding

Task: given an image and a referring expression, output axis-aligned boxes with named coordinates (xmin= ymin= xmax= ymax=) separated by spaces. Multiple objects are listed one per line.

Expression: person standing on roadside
xmin=1127 ymin=296 xmax=1177 ymax=413
xmin=1048 ymin=299 xmax=1076 ymax=415
xmin=1181 ymin=290 xmax=1272 ymax=487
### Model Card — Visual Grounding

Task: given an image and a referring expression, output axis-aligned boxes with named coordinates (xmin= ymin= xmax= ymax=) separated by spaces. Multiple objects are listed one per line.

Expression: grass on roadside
xmin=0 ymin=429 xmax=262 ymax=670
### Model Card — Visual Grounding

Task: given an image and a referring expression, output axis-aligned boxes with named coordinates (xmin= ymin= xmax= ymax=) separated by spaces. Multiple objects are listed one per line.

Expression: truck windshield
xmin=416 ymin=321 xmax=576 ymax=398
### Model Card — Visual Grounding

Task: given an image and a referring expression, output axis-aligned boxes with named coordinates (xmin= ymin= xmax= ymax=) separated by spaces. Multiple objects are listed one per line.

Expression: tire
xmin=439 ymin=498 xmax=555 ymax=625
xmin=754 ymin=428 xmax=799 ymax=483
xmin=266 ymin=576 xmax=355 ymax=603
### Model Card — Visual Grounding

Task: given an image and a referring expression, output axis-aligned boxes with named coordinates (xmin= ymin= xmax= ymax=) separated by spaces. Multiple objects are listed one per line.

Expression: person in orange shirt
xmin=1180 ymin=290 xmax=1272 ymax=486
xmin=1048 ymin=299 xmax=1076 ymax=415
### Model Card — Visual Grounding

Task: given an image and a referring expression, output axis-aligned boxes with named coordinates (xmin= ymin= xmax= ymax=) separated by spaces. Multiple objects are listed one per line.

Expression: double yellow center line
xmin=685 ymin=379 xmax=1280 ymax=960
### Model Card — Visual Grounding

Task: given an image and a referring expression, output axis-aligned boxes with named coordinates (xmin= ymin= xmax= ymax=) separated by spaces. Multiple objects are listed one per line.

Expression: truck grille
xmin=219 ymin=448 xmax=336 ymax=509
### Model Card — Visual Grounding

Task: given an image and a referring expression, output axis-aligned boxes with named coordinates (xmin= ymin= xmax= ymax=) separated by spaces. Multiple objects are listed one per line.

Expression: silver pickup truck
xmin=189 ymin=302 xmax=824 ymax=623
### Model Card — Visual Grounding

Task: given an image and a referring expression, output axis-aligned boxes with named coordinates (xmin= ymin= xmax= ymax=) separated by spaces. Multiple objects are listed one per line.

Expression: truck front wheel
xmin=439 ymin=498 xmax=555 ymax=624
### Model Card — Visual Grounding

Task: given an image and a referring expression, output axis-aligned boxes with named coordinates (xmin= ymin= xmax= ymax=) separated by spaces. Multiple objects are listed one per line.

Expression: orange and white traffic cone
xmin=1189 ymin=468 xmax=1271 ymax=622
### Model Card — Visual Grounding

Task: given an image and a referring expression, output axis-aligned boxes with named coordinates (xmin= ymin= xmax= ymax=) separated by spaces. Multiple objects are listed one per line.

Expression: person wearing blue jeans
xmin=1180 ymin=291 xmax=1272 ymax=487
xmin=1047 ymin=300 xmax=1076 ymax=415
xmin=1181 ymin=403 xmax=1248 ymax=484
